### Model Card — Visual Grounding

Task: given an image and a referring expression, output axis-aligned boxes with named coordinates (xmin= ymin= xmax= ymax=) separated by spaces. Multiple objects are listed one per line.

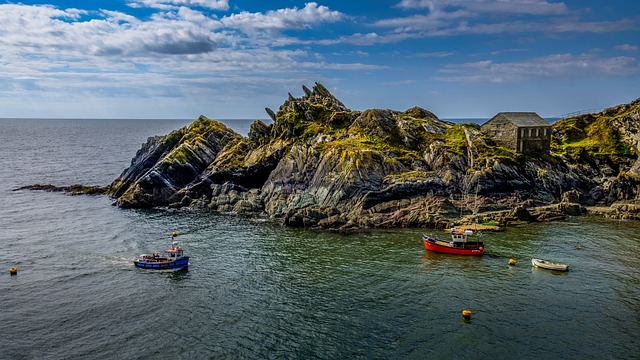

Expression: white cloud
xmin=127 ymin=0 xmax=229 ymax=11
xmin=460 ymin=18 xmax=638 ymax=35
xmin=319 ymin=32 xmax=417 ymax=46
xmin=374 ymin=13 xmax=466 ymax=33
xmin=221 ymin=2 xmax=344 ymax=33
xmin=435 ymin=54 xmax=640 ymax=83
xmin=0 ymin=2 xmax=365 ymax=113
xmin=396 ymin=0 xmax=568 ymax=15
xmin=414 ymin=51 xmax=456 ymax=58
xmin=616 ymin=44 xmax=639 ymax=53
xmin=2 ymin=1 xmax=636 ymax=119
xmin=368 ymin=0 xmax=638 ymax=40
xmin=0 ymin=4 xmax=222 ymax=58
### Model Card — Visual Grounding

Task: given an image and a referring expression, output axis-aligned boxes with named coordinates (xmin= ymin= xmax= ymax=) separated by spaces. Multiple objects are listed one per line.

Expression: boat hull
xmin=531 ymin=258 xmax=568 ymax=271
xmin=422 ymin=237 xmax=484 ymax=256
xmin=134 ymin=256 xmax=189 ymax=270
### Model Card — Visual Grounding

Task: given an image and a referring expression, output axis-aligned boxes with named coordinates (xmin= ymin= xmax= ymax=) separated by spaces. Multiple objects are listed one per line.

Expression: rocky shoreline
xmin=18 ymin=84 xmax=640 ymax=231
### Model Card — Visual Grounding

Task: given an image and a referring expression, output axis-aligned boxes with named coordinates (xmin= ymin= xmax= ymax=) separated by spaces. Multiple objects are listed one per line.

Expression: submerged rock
xmin=14 ymin=184 xmax=107 ymax=195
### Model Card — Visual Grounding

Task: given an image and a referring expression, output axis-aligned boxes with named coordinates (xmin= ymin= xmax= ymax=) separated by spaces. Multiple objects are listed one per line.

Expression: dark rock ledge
xmin=14 ymin=184 xmax=107 ymax=195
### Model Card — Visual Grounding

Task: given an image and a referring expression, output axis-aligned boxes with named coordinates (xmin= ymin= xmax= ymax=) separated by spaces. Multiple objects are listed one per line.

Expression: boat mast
xmin=171 ymin=231 xmax=178 ymax=249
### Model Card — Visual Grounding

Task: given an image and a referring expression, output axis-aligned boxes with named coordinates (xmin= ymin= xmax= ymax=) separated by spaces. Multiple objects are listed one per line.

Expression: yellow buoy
xmin=509 ymin=258 xmax=516 ymax=266
xmin=462 ymin=309 xmax=472 ymax=320
xmin=9 ymin=267 xmax=17 ymax=275
xmin=172 ymin=231 xmax=178 ymax=237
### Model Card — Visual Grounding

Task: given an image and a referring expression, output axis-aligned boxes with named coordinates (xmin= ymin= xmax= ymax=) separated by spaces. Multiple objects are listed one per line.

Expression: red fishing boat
xmin=422 ymin=228 xmax=484 ymax=256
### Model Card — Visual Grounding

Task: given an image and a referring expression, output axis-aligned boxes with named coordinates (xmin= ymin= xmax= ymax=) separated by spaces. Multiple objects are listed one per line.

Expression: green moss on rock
xmin=475 ymin=144 xmax=522 ymax=166
xmin=441 ymin=125 xmax=467 ymax=156
xmin=214 ymin=139 xmax=251 ymax=170
xmin=384 ymin=170 xmax=432 ymax=183
xmin=553 ymin=113 xmax=636 ymax=163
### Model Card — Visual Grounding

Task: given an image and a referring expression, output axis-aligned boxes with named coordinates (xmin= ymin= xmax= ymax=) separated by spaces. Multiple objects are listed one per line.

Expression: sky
xmin=1 ymin=0 xmax=639 ymax=120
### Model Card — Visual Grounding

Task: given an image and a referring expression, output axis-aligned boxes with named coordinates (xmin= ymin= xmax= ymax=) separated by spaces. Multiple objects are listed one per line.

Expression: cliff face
xmin=552 ymin=98 xmax=640 ymax=203
xmin=107 ymin=116 xmax=242 ymax=208
xmin=107 ymin=84 xmax=640 ymax=228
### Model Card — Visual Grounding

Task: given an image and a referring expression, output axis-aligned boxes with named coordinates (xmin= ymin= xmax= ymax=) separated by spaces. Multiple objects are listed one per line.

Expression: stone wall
xmin=517 ymin=126 xmax=551 ymax=153
xmin=481 ymin=118 xmax=519 ymax=150
xmin=482 ymin=119 xmax=551 ymax=153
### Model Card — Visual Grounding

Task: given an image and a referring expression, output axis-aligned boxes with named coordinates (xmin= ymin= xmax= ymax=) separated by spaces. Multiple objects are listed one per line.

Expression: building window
xmin=544 ymin=128 xmax=547 ymax=136
xmin=536 ymin=128 xmax=539 ymax=136
xmin=528 ymin=128 xmax=532 ymax=137
xmin=521 ymin=128 xmax=525 ymax=137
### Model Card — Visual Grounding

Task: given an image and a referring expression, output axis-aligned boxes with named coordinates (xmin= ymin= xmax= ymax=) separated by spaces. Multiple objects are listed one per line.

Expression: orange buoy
xmin=462 ymin=309 xmax=472 ymax=320
xmin=172 ymin=231 xmax=178 ymax=237
xmin=9 ymin=267 xmax=17 ymax=275
xmin=509 ymin=258 xmax=516 ymax=266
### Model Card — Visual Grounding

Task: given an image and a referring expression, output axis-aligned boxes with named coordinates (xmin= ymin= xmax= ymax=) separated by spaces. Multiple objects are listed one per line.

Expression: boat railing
xmin=453 ymin=241 xmax=484 ymax=249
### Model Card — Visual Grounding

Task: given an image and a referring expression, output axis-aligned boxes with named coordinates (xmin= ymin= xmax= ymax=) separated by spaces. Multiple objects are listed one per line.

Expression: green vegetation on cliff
xmin=441 ymin=125 xmax=467 ymax=156
xmin=475 ymin=143 xmax=523 ymax=165
xmin=161 ymin=115 xmax=238 ymax=165
xmin=552 ymin=112 xmax=636 ymax=164
xmin=214 ymin=139 xmax=251 ymax=170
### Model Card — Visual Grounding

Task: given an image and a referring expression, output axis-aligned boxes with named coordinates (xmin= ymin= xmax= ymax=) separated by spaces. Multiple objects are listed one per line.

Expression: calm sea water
xmin=1 ymin=119 xmax=639 ymax=359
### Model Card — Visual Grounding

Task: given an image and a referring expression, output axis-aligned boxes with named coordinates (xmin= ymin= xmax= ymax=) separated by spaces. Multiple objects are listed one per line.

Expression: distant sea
xmin=1 ymin=118 xmax=638 ymax=359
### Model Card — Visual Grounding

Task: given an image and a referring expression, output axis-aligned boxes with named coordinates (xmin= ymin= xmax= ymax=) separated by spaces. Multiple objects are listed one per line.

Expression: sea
xmin=0 ymin=118 xmax=639 ymax=360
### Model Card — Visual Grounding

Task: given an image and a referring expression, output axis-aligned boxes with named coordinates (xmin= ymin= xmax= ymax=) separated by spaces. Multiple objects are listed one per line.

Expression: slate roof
xmin=488 ymin=112 xmax=549 ymax=127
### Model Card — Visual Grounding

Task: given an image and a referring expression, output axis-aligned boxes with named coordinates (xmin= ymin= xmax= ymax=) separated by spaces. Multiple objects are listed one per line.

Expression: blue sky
xmin=1 ymin=0 xmax=638 ymax=119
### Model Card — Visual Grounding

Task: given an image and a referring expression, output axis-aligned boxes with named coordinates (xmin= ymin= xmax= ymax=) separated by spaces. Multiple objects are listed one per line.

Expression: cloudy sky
xmin=1 ymin=0 xmax=639 ymax=120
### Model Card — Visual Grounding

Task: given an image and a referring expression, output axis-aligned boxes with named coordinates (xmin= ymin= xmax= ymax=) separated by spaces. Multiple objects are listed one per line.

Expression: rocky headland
xmin=21 ymin=83 xmax=640 ymax=231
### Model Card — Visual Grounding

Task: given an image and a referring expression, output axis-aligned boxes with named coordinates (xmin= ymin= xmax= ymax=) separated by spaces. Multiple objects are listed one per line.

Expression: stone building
xmin=481 ymin=112 xmax=551 ymax=153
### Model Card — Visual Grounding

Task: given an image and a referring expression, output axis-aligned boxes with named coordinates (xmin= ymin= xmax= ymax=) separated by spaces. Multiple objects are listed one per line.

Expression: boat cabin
xmin=165 ymin=242 xmax=184 ymax=259
xmin=450 ymin=228 xmax=474 ymax=242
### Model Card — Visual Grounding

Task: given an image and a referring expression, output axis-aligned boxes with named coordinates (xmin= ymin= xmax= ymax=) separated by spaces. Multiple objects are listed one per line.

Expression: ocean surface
xmin=1 ymin=118 xmax=639 ymax=360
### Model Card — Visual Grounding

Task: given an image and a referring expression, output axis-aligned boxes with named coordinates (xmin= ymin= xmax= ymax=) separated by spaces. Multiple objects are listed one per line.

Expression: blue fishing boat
xmin=134 ymin=233 xmax=189 ymax=270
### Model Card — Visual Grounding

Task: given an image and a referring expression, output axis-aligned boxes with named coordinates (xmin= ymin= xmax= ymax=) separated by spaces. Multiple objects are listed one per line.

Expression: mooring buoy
xmin=9 ymin=267 xmax=17 ymax=275
xmin=462 ymin=309 xmax=472 ymax=320
xmin=509 ymin=258 xmax=516 ymax=266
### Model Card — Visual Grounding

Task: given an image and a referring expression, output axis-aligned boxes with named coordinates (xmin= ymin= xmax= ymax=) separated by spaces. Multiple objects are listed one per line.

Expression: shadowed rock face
xmin=103 ymin=83 xmax=640 ymax=229
xmin=107 ymin=116 xmax=242 ymax=208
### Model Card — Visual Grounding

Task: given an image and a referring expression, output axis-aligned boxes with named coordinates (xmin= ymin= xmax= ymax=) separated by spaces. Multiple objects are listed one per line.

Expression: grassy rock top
xmin=552 ymin=98 xmax=640 ymax=168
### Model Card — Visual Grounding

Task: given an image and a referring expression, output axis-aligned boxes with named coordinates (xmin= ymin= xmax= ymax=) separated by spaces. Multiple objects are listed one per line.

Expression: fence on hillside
xmin=555 ymin=108 xmax=605 ymax=120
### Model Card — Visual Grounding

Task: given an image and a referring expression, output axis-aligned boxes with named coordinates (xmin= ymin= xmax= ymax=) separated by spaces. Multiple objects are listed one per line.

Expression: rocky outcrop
xmin=107 ymin=116 xmax=242 ymax=208
xmin=109 ymin=85 xmax=640 ymax=228
xmin=14 ymin=184 xmax=107 ymax=195
xmin=27 ymin=83 xmax=640 ymax=229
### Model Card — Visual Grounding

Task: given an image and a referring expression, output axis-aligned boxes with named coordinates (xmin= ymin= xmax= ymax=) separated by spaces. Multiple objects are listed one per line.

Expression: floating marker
xmin=509 ymin=258 xmax=516 ymax=266
xmin=462 ymin=309 xmax=472 ymax=320
xmin=9 ymin=267 xmax=17 ymax=275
